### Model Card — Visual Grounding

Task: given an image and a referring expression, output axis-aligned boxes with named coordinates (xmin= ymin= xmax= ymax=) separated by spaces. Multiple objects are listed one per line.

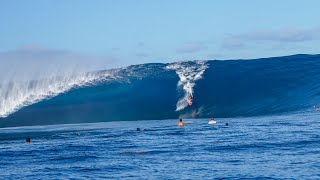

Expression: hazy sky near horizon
xmin=1 ymin=0 xmax=320 ymax=68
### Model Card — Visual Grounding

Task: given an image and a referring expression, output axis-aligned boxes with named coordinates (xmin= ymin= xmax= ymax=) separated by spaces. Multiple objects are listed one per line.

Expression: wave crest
xmin=0 ymin=72 xmax=116 ymax=118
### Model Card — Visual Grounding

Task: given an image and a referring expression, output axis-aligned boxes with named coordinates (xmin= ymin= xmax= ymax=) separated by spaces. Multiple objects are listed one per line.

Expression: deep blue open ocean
xmin=1 ymin=111 xmax=320 ymax=179
xmin=1 ymin=54 xmax=320 ymax=179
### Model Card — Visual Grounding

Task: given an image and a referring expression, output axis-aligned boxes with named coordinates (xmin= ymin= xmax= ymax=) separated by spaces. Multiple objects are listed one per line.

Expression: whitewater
xmin=0 ymin=71 xmax=119 ymax=118
xmin=166 ymin=60 xmax=208 ymax=111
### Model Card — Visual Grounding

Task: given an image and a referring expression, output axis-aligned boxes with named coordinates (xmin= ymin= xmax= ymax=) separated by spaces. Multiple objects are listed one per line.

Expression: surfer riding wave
xmin=187 ymin=96 xmax=193 ymax=106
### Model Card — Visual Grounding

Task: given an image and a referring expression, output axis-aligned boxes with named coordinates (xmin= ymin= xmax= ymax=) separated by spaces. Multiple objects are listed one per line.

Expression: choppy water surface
xmin=1 ymin=111 xmax=320 ymax=179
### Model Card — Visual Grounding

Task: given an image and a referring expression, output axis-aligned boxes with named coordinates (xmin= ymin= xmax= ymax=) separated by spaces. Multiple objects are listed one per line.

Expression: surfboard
xmin=208 ymin=120 xmax=217 ymax=125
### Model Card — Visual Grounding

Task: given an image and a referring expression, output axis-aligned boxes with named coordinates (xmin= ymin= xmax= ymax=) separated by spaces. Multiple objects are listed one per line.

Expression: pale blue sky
xmin=1 ymin=0 xmax=320 ymax=66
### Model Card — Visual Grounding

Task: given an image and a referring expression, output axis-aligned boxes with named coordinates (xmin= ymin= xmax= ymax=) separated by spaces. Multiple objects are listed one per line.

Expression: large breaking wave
xmin=1 ymin=54 xmax=320 ymax=127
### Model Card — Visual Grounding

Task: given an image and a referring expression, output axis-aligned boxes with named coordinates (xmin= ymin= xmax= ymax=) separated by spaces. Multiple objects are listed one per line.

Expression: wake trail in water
xmin=166 ymin=61 xmax=208 ymax=111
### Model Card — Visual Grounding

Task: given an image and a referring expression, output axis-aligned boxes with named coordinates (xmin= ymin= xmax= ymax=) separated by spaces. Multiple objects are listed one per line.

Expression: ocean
xmin=1 ymin=111 xmax=320 ymax=179
xmin=1 ymin=54 xmax=320 ymax=179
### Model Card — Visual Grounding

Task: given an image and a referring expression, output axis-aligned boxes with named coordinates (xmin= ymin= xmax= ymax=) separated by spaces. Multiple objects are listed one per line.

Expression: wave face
xmin=1 ymin=54 xmax=320 ymax=127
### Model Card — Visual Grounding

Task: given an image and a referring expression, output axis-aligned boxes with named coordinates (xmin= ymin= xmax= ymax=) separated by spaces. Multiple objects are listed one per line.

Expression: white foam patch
xmin=166 ymin=61 xmax=208 ymax=111
xmin=0 ymin=72 xmax=117 ymax=118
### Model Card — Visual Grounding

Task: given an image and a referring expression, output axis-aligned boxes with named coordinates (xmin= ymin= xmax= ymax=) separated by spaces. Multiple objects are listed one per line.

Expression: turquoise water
xmin=1 ymin=111 xmax=320 ymax=179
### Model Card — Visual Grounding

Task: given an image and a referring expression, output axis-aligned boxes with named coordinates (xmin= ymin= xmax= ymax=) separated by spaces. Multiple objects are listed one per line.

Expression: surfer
xmin=187 ymin=96 xmax=193 ymax=106
xmin=25 ymin=137 xmax=31 ymax=144
xmin=178 ymin=119 xmax=184 ymax=127
xmin=208 ymin=118 xmax=217 ymax=125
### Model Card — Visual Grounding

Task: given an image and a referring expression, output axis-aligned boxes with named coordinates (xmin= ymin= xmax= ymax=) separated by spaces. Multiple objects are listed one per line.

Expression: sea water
xmin=3 ymin=55 xmax=320 ymax=128
xmin=1 ymin=111 xmax=319 ymax=179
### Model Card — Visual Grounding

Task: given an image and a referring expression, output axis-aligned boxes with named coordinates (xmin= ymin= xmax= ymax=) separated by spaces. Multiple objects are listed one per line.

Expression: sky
xmin=1 ymin=0 xmax=320 ymax=69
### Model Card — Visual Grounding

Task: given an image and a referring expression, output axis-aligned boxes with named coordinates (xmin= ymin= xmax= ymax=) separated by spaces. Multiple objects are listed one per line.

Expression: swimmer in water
xmin=208 ymin=118 xmax=217 ymax=125
xmin=136 ymin=128 xmax=141 ymax=132
xmin=178 ymin=119 xmax=184 ymax=127
xmin=25 ymin=137 xmax=31 ymax=144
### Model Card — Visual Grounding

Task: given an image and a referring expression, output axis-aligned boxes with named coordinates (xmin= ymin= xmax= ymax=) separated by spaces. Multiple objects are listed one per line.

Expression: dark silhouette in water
xmin=25 ymin=137 xmax=31 ymax=144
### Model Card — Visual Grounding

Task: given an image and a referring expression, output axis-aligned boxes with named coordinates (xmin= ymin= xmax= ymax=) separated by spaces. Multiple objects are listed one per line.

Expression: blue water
xmin=2 ymin=54 xmax=320 ymax=128
xmin=1 ymin=54 xmax=320 ymax=178
xmin=1 ymin=111 xmax=320 ymax=179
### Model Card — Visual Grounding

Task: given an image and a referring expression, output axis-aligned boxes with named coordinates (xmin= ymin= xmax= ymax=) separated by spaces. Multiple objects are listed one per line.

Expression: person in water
xmin=225 ymin=122 xmax=229 ymax=126
xmin=136 ymin=128 xmax=141 ymax=132
xmin=208 ymin=118 xmax=217 ymax=124
xmin=178 ymin=119 xmax=184 ymax=127
xmin=25 ymin=137 xmax=31 ymax=144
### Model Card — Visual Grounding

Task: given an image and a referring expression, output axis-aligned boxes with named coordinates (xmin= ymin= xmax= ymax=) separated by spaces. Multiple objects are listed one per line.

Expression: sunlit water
xmin=1 ymin=111 xmax=320 ymax=179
